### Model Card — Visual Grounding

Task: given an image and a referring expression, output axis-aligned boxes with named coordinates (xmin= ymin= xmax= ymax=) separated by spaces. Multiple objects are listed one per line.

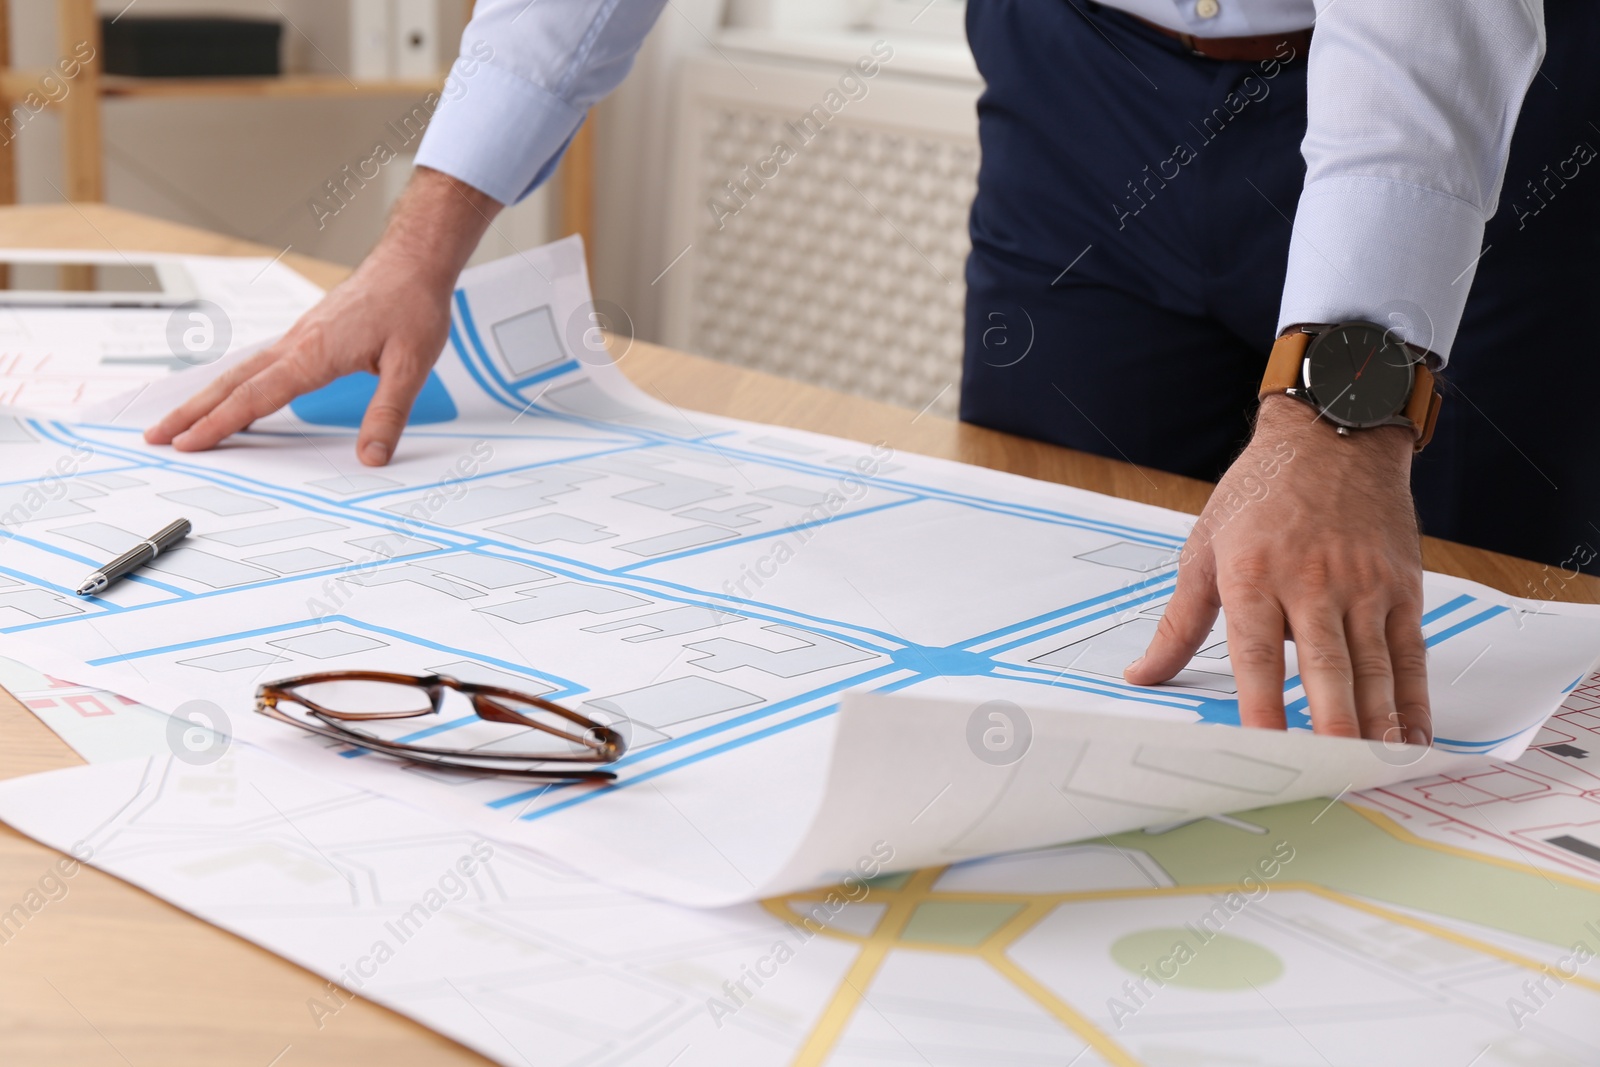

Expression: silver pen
xmin=74 ymin=518 xmax=192 ymax=596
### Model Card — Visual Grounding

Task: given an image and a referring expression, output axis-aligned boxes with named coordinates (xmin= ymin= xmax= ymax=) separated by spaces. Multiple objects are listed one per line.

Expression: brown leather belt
xmin=1131 ymin=15 xmax=1312 ymax=63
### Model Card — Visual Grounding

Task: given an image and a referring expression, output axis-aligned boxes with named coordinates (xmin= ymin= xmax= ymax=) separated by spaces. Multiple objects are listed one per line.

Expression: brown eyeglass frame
xmin=255 ymin=670 xmax=625 ymax=780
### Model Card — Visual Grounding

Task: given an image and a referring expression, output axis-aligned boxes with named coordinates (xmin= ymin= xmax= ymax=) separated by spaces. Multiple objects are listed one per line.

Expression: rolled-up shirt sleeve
xmin=414 ymin=0 xmax=668 ymax=206
xmin=1278 ymin=0 xmax=1546 ymax=361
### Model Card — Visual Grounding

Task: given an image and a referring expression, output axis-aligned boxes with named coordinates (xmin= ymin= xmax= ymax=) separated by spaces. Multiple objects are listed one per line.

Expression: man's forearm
xmin=363 ymin=166 xmax=503 ymax=292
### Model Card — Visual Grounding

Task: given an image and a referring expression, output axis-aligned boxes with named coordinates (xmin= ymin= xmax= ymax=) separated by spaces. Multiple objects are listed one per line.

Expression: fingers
xmin=170 ymin=350 xmax=335 ymax=452
xmin=143 ymin=260 xmax=454 ymax=459
xmin=1293 ymin=596 xmax=1428 ymax=745
xmin=1223 ymin=579 xmax=1288 ymax=731
xmin=356 ymin=349 xmax=431 ymax=466
xmin=1387 ymin=609 xmax=1431 ymax=745
xmin=1286 ymin=606 xmax=1360 ymax=738
xmin=1125 ymin=546 xmax=1221 ymax=686
xmin=1344 ymin=605 xmax=1397 ymax=741
xmin=143 ymin=345 xmax=280 ymax=444
xmin=143 ymin=330 xmax=431 ymax=463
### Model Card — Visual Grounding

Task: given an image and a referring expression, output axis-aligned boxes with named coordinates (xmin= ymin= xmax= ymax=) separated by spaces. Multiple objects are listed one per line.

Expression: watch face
xmin=1303 ymin=322 xmax=1416 ymax=429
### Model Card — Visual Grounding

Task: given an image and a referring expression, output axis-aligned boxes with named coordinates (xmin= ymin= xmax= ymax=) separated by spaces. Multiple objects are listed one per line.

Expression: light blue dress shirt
xmin=414 ymin=0 xmax=1546 ymax=361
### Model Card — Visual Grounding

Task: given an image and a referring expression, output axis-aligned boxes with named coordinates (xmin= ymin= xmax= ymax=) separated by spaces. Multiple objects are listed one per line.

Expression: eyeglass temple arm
xmin=474 ymin=694 xmax=621 ymax=754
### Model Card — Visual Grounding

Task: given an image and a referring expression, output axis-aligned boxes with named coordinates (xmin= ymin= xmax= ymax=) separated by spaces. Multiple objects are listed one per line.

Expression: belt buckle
xmin=1175 ymin=31 xmax=1210 ymax=59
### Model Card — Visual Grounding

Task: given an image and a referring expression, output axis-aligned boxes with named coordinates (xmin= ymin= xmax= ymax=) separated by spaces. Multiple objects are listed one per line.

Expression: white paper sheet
xmin=4 ymin=745 xmax=1598 ymax=1066
xmin=762 ymin=692 xmax=1493 ymax=897
xmin=0 ymin=250 xmax=322 ymax=416
xmin=1 ymin=238 xmax=1598 ymax=906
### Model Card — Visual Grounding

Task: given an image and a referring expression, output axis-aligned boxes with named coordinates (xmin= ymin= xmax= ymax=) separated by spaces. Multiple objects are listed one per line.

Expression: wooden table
xmin=0 ymin=204 xmax=1594 ymax=1066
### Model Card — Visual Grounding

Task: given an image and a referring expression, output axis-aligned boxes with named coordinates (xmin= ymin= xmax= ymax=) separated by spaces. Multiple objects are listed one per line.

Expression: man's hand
xmin=144 ymin=167 xmax=502 ymax=466
xmin=1125 ymin=396 xmax=1429 ymax=744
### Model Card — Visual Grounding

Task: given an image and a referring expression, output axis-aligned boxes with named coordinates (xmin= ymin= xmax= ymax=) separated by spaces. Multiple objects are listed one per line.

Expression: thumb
xmin=1125 ymin=547 xmax=1222 ymax=685
xmin=357 ymin=352 xmax=430 ymax=466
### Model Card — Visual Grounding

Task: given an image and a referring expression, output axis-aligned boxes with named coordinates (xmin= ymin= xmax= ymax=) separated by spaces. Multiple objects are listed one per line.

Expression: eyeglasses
xmin=255 ymin=670 xmax=625 ymax=780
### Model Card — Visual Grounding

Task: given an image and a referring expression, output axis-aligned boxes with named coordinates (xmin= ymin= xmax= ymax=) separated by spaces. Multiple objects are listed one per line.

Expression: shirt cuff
xmin=1276 ymin=176 xmax=1488 ymax=363
xmin=413 ymin=60 xmax=584 ymax=206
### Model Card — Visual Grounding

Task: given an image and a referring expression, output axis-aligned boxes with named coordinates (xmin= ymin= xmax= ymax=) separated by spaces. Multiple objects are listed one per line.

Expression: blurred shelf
xmin=97 ymin=73 xmax=442 ymax=100
xmin=0 ymin=69 xmax=40 ymax=100
xmin=0 ymin=0 xmax=593 ymax=263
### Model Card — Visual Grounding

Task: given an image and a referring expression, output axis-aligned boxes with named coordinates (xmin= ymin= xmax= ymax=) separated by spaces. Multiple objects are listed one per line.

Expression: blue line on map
xmin=612 ymin=496 xmax=921 ymax=573
xmin=512 ymin=359 xmax=582 ymax=389
xmin=1420 ymin=594 xmax=1475 ymax=627
xmin=341 ymin=441 xmax=658 ymax=504
xmin=693 ymin=442 xmax=1189 ymax=547
xmin=0 ymin=563 xmax=119 ymax=612
xmin=986 ymin=666 xmax=1206 ymax=712
xmin=30 ymin=422 xmax=458 ymax=539
xmin=0 ymin=546 xmax=476 ymax=636
xmin=983 ymin=582 xmax=1178 ymax=657
xmin=83 ymin=613 xmax=584 ymax=695
xmin=995 ymin=660 xmax=1207 ymax=703
xmin=1281 ymin=604 xmax=1512 ymax=724
xmin=508 ymin=672 xmax=927 ymax=821
xmin=391 ymin=713 xmax=482 ymax=745
xmin=454 ymin=291 xmax=585 ymax=407
xmin=1432 ymin=728 xmax=1535 ymax=751
xmin=964 ymin=571 xmax=1176 ymax=652
xmin=0 ymin=531 xmax=190 ymax=597
xmin=665 ymin=437 xmax=1186 ymax=548
xmin=1425 ymin=605 xmax=1507 ymax=647
xmin=487 ymin=664 xmax=908 ymax=811
xmin=447 ymin=315 xmax=526 ymax=413
xmin=0 ymin=461 xmax=144 ymax=489
xmin=344 ymin=528 xmax=907 ymax=654
xmin=36 ymin=425 xmax=489 ymax=555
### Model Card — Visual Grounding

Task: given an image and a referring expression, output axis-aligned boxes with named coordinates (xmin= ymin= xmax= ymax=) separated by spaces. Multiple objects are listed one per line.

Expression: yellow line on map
xmin=987 ymin=898 xmax=1056 ymax=950
xmin=786 ymin=867 xmax=942 ymax=1067
xmin=780 ymin=872 xmax=1151 ymax=1065
xmin=982 ymin=899 xmax=1146 ymax=1063
xmin=984 ymin=949 xmax=1144 ymax=1067
xmin=1348 ymin=802 xmax=1600 ymax=892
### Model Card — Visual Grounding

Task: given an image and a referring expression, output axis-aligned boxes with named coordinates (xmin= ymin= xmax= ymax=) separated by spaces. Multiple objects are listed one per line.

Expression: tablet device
xmin=0 ymin=253 xmax=197 ymax=307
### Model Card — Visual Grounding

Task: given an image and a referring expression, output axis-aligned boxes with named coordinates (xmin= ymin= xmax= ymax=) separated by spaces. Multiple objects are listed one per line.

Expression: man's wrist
xmin=362 ymin=167 xmax=502 ymax=292
xmin=1255 ymin=394 xmax=1414 ymax=474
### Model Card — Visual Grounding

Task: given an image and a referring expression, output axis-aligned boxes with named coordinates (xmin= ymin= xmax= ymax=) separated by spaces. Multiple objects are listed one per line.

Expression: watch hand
xmin=1355 ymin=344 xmax=1377 ymax=380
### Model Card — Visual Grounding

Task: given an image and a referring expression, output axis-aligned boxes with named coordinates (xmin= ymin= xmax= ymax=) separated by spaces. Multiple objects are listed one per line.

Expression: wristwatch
xmin=1259 ymin=321 xmax=1442 ymax=451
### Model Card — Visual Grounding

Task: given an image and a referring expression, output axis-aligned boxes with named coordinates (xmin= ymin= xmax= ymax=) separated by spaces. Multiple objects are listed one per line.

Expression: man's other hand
xmin=144 ymin=168 xmax=501 ymax=466
xmin=1125 ymin=395 xmax=1429 ymax=744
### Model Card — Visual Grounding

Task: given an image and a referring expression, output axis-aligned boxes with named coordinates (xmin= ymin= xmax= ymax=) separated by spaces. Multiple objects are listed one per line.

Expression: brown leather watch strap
xmin=1406 ymin=363 xmax=1441 ymax=451
xmin=1259 ymin=330 xmax=1442 ymax=452
xmin=1259 ymin=331 xmax=1309 ymax=395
